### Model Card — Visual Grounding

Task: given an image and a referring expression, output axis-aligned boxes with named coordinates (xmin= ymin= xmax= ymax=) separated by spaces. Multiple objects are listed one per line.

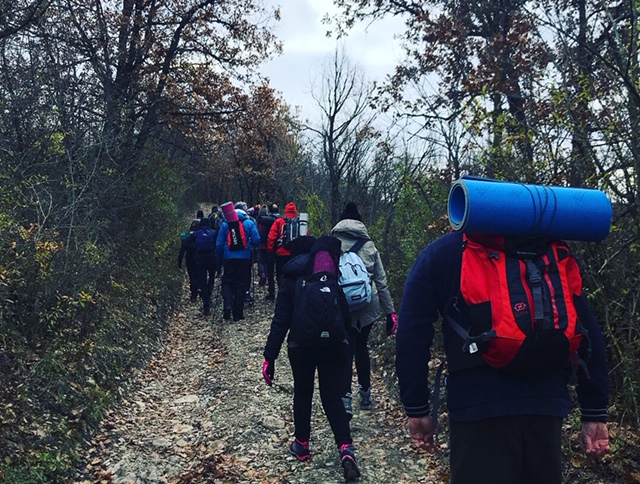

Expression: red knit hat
xmin=284 ymin=202 xmax=298 ymax=217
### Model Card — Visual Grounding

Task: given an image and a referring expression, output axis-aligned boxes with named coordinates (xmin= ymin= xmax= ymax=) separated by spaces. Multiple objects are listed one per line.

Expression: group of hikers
xmin=178 ymin=198 xmax=610 ymax=483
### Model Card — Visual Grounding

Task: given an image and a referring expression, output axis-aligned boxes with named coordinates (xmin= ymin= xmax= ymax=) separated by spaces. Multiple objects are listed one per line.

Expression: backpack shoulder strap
xmin=349 ymin=238 xmax=369 ymax=254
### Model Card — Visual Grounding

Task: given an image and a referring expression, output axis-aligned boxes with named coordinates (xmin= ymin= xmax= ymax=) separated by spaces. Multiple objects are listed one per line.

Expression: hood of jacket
xmin=236 ymin=210 xmax=248 ymax=221
xmin=282 ymin=253 xmax=310 ymax=279
xmin=284 ymin=202 xmax=298 ymax=218
xmin=331 ymin=219 xmax=370 ymax=240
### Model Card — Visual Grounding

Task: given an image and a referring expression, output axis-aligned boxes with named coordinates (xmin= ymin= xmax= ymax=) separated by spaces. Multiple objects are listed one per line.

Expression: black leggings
xmin=449 ymin=415 xmax=563 ymax=484
xmin=344 ymin=324 xmax=373 ymax=393
xmin=288 ymin=344 xmax=352 ymax=447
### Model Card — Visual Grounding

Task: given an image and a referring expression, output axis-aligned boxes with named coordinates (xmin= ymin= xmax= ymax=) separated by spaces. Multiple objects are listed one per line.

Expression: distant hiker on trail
xmin=257 ymin=203 xmax=280 ymax=301
xmin=267 ymin=201 xmax=302 ymax=286
xmin=178 ymin=219 xmax=201 ymax=302
xmin=262 ymin=235 xmax=360 ymax=482
xmin=185 ymin=217 xmax=217 ymax=316
xmin=215 ymin=201 xmax=260 ymax=321
xmin=396 ymin=230 xmax=610 ymax=484
xmin=196 ymin=209 xmax=204 ymax=220
xmin=331 ymin=202 xmax=397 ymax=418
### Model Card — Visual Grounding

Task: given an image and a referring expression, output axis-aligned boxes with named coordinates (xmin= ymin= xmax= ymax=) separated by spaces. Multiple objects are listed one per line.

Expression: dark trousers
xmin=194 ymin=258 xmax=216 ymax=309
xmin=195 ymin=253 xmax=216 ymax=306
xmin=343 ymin=324 xmax=373 ymax=394
xmin=260 ymin=249 xmax=276 ymax=296
xmin=449 ymin=415 xmax=563 ymax=484
xmin=185 ymin=256 xmax=198 ymax=299
xmin=221 ymin=258 xmax=251 ymax=319
xmin=288 ymin=344 xmax=352 ymax=447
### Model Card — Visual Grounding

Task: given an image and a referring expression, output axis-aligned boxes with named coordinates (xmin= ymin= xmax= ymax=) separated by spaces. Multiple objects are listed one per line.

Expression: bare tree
xmin=0 ymin=0 xmax=50 ymax=39
xmin=306 ymin=47 xmax=380 ymax=223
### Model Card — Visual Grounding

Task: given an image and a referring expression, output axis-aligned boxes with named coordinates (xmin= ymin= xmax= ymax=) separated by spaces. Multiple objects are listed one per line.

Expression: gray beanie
xmin=234 ymin=201 xmax=248 ymax=212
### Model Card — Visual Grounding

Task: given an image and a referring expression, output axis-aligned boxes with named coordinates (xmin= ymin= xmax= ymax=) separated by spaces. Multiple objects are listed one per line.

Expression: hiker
xmin=178 ymin=219 xmax=201 ymax=302
xmin=207 ymin=204 xmax=218 ymax=225
xmin=196 ymin=209 xmax=204 ymax=220
xmin=396 ymin=230 xmax=610 ymax=484
xmin=267 ymin=201 xmax=301 ymax=285
xmin=215 ymin=201 xmax=260 ymax=321
xmin=331 ymin=202 xmax=397 ymax=417
xmin=257 ymin=203 xmax=280 ymax=300
xmin=187 ymin=217 xmax=217 ymax=316
xmin=262 ymin=236 xmax=360 ymax=482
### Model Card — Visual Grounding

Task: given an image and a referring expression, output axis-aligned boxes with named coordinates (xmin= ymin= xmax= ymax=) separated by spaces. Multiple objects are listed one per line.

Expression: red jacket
xmin=267 ymin=202 xmax=298 ymax=256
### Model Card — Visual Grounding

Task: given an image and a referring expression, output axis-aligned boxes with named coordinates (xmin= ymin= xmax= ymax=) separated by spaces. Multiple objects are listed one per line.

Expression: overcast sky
xmin=259 ymin=0 xmax=406 ymax=122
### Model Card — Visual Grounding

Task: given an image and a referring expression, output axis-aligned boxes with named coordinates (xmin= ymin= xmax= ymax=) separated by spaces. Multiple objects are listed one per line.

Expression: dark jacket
xmin=178 ymin=233 xmax=196 ymax=267
xmin=396 ymin=231 xmax=609 ymax=423
xmin=263 ymin=238 xmax=352 ymax=361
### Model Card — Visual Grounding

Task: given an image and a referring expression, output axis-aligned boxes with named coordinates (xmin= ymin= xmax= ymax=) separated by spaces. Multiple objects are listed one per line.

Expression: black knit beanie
xmin=288 ymin=235 xmax=317 ymax=258
xmin=339 ymin=202 xmax=362 ymax=222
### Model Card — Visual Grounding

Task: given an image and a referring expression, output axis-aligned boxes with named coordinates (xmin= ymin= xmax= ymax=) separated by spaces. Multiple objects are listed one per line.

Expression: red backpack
xmin=227 ymin=220 xmax=247 ymax=251
xmin=446 ymin=234 xmax=585 ymax=374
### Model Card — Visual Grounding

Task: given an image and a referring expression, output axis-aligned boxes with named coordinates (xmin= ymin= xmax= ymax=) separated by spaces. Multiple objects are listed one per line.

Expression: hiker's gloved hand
xmin=262 ymin=359 xmax=275 ymax=386
xmin=386 ymin=313 xmax=398 ymax=336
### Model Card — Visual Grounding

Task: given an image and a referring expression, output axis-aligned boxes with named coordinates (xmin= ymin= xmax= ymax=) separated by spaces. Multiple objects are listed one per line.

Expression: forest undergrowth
xmin=72 ymin=274 xmax=640 ymax=483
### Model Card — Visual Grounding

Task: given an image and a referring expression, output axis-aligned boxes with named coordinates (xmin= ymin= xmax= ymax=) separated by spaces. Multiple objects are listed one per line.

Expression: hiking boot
xmin=259 ymin=274 xmax=267 ymax=286
xmin=359 ymin=386 xmax=372 ymax=410
xmin=223 ymin=308 xmax=231 ymax=320
xmin=339 ymin=444 xmax=360 ymax=482
xmin=203 ymin=307 xmax=211 ymax=316
xmin=342 ymin=394 xmax=353 ymax=420
xmin=233 ymin=313 xmax=245 ymax=322
xmin=289 ymin=438 xmax=311 ymax=462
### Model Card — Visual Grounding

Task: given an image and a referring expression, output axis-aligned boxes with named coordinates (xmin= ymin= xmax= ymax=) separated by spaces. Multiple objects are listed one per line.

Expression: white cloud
xmin=260 ymin=0 xmax=405 ymax=119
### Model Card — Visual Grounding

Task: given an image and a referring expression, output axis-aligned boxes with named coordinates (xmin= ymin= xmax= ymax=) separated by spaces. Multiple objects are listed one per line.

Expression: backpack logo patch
xmin=513 ymin=301 xmax=527 ymax=313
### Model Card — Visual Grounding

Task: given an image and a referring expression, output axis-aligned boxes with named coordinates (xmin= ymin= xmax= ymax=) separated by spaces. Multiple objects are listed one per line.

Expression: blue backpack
xmin=195 ymin=228 xmax=215 ymax=254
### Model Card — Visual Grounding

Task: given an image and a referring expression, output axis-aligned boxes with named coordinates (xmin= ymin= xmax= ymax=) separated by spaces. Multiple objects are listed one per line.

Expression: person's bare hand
xmin=408 ymin=416 xmax=436 ymax=453
xmin=581 ymin=421 xmax=610 ymax=458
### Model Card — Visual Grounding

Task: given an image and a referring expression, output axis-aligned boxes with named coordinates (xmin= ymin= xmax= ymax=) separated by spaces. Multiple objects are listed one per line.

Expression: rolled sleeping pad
xmin=299 ymin=212 xmax=309 ymax=236
xmin=447 ymin=176 xmax=613 ymax=242
xmin=220 ymin=201 xmax=239 ymax=223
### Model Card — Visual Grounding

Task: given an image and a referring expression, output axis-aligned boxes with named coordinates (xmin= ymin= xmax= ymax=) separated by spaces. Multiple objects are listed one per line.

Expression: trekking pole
xmin=251 ymin=256 xmax=256 ymax=306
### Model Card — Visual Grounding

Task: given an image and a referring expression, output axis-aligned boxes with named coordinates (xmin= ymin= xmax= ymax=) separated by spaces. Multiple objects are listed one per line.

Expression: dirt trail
xmin=74 ymin=276 xmax=445 ymax=484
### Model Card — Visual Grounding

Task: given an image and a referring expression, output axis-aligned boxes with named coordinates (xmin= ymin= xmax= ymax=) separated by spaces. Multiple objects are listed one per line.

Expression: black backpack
xmin=278 ymin=217 xmax=300 ymax=249
xmin=257 ymin=214 xmax=276 ymax=242
xmin=289 ymin=271 xmax=347 ymax=346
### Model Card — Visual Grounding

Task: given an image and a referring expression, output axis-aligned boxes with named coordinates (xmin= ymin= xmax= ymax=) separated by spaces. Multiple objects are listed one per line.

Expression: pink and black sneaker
xmin=289 ymin=438 xmax=311 ymax=462
xmin=339 ymin=443 xmax=360 ymax=482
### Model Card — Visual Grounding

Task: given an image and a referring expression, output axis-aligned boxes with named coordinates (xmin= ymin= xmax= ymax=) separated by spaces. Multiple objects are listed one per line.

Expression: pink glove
xmin=386 ymin=313 xmax=398 ymax=336
xmin=262 ymin=360 xmax=274 ymax=386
